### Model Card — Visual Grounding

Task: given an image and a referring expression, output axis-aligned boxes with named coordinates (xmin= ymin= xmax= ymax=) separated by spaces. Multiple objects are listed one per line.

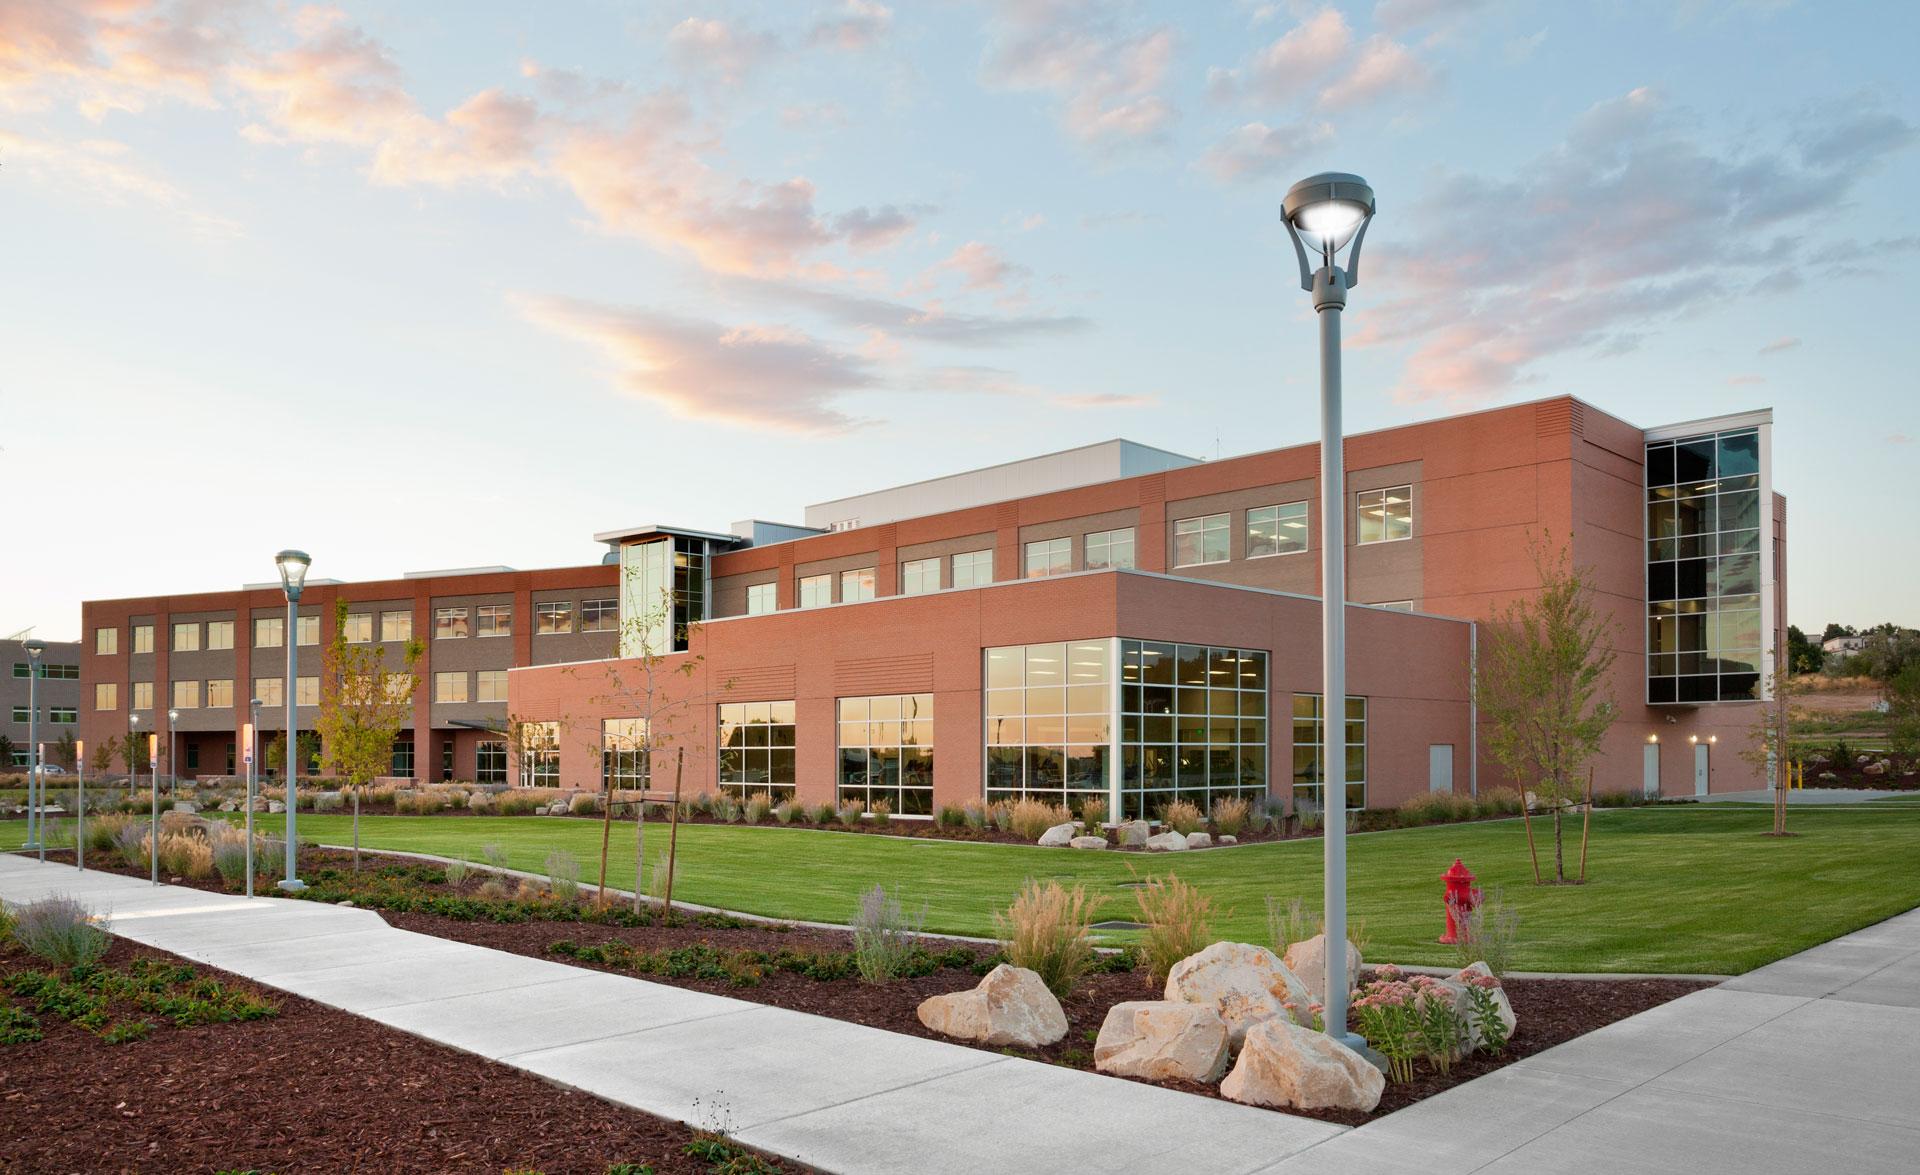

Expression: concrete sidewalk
xmin=1259 ymin=906 xmax=1920 ymax=1174
xmin=0 ymin=854 xmax=1340 ymax=1174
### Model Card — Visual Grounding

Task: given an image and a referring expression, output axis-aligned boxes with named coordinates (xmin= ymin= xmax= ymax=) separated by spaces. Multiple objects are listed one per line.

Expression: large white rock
xmin=1449 ymin=961 xmax=1517 ymax=1047
xmin=1145 ymin=831 xmax=1190 ymax=852
xmin=1185 ymin=831 xmax=1213 ymax=849
xmin=1164 ymin=941 xmax=1312 ymax=1047
xmin=916 ymin=964 xmax=1067 ymax=1048
xmin=1094 ymin=1001 xmax=1230 ymax=1082
xmin=1069 ymin=835 xmax=1108 ymax=850
xmin=1282 ymin=933 xmax=1363 ymax=1000
xmin=1221 ymin=1018 xmax=1384 ymax=1112
xmin=1115 ymin=820 xmax=1151 ymax=847
xmin=1037 ymin=822 xmax=1077 ymax=847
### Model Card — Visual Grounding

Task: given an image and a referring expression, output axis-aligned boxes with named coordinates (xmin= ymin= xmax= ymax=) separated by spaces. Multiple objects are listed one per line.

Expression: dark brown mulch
xmin=0 ymin=937 xmax=791 ymax=1174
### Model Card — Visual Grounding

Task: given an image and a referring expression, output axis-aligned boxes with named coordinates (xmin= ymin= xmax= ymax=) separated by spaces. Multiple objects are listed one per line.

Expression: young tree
xmin=0 ymin=735 xmax=15 ymax=773
xmin=52 ymin=731 xmax=77 ymax=772
xmin=314 ymin=600 xmax=424 ymax=871
xmin=1887 ymin=661 xmax=1920 ymax=762
xmin=264 ymin=731 xmax=321 ymax=776
xmin=1475 ymin=538 xmax=1619 ymax=883
xmin=89 ymin=735 xmax=119 ymax=776
xmin=1741 ymin=645 xmax=1798 ymax=838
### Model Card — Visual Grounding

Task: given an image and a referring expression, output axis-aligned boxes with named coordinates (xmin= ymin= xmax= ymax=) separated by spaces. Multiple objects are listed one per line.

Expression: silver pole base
xmin=1329 ymin=1030 xmax=1387 ymax=1073
xmin=276 ymin=878 xmax=307 ymax=893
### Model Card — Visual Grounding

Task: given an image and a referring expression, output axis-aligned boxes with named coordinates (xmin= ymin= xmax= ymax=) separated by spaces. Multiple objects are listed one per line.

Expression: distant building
xmin=2 ymin=639 xmax=83 ymax=768
xmin=1822 ymin=636 xmax=1867 ymax=655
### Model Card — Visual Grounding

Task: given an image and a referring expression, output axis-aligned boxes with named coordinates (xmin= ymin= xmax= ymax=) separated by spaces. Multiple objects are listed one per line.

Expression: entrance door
xmin=1694 ymin=743 xmax=1710 ymax=796
xmin=1643 ymin=743 xmax=1661 ymax=798
xmin=1428 ymin=745 xmax=1454 ymax=794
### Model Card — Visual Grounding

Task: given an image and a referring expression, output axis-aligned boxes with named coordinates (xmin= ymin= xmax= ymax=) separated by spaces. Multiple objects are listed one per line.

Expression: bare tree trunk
xmin=352 ymin=786 xmax=361 ymax=874
xmin=1552 ymin=800 xmax=1564 ymax=883
xmin=632 ymin=758 xmax=648 ymax=917
xmin=1518 ymin=786 xmax=1542 ymax=884
xmin=598 ymin=782 xmax=615 ymax=907
xmin=663 ymin=749 xmax=685 ymax=923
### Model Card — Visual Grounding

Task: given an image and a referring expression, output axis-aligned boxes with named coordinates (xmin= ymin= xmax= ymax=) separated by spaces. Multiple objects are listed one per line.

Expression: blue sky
xmin=2 ymin=0 xmax=1915 ymax=640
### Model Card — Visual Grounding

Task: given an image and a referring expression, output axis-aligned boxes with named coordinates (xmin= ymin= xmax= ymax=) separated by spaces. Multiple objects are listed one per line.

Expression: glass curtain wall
xmin=1645 ymin=427 xmax=1763 ymax=703
xmin=837 ymin=694 xmax=933 ymax=814
xmin=1119 ymin=641 xmax=1268 ymax=820
xmin=518 ymin=721 xmax=560 ymax=786
xmin=602 ymin=717 xmax=649 ymax=789
xmin=619 ymin=536 xmax=709 ymax=657
xmin=1291 ymin=694 xmax=1366 ymax=809
xmin=984 ymin=641 xmax=1112 ymax=812
xmin=718 ymin=701 xmax=797 ymax=801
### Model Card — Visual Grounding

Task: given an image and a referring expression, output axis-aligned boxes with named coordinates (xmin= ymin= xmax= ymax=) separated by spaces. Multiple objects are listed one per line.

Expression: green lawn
xmin=11 ymin=806 xmax=1920 ymax=975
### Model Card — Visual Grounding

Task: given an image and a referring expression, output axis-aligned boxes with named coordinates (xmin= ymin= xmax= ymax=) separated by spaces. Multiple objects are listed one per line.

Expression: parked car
xmin=30 ymin=764 xmax=66 ymax=776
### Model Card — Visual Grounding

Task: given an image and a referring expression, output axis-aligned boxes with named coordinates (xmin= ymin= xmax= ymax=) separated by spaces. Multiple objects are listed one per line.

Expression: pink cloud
xmin=664 ymin=17 xmax=780 ymax=83
xmin=928 ymin=241 xmax=1028 ymax=292
xmin=1758 ymin=335 xmax=1800 ymax=354
xmin=979 ymin=1 xmax=1177 ymax=145
xmin=1317 ymin=35 xmax=1435 ymax=111
xmin=1208 ymin=7 xmax=1351 ymax=103
xmin=808 ymin=0 xmax=893 ymax=51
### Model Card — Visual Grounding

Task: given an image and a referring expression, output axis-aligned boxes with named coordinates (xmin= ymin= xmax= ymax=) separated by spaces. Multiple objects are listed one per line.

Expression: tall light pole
xmin=276 ymin=549 xmax=311 ymax=892
xmin=167 ymin=708 xmax=179 ymax=796
xmin=74 ymin=738 xmax=85 ymax=871
xmin=1282 ymin=171 xmax=1376 ymax=1059
xmin=146 ymin=728 xmax=158 ymax=885
xmin=23 ymin=639 xmax=44 ymax=858
xmin=246 ymin=698 xmax=260 ymax=899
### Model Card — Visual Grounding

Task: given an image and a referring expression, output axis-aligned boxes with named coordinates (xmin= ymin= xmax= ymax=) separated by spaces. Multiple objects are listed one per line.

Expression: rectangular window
xmin=132 ymin=681 xmax=153 ymax=710
xmin=986 ymin=640 xmax=1114 ymax=813
xmin=390 ymin=735 xmax=414 ymax=778
xmin=476 ymin=669 xmax=508 ymax=703
xmin=1024 ymin=537 xmax=1073 ymax=578
xmin=746 ymin=582 xmax=777 ymax=615
xmin=519 ymin=721 xmax=560 ymax=786
xmin=951 ymin=549 xmax=993 ymax=589
xmin=1646 ymin=427 xmax=1764 ymax=705
xmin=718 ymin=701 xmax=797 ymax=802
xmin=9 ymin=663 xmax=22 ymax=678
xmin=381 ymin=611 xmax=413 ymax=643
xmin=1356 ymin=486 xmax=1413 ymax=544
xmin=206 ymin=620 xmax=235 ymax=650
xmin=1292 ymin=693 xmax=1367 ymax=810
xmin=840 ymin=567 xmax=876 ymax=603
xmin=10 ymin=706 xmax=28 ymax=722
xmin=172 ymin=680 xmax=200 ymax=709
xmin=476 ymin=603 xmax=512 ymax=637
xmin=1084 ymin=528 xmax=1136 ymax=570
xmin=296 ymin=615 xmax=319 ymax=646
xmin=254 ymin=617 xmax=283 ymax=648
xmin=296 ymin=677 xmax=319 ymax=707
xmin=49 ymin=706 xmax=77 ymax=725
xmin=603 ymin=718 xmax=650 ymax=790
xmin=434 ymin=672 xmax=469 ymax=704
xmin=900 ymin=557 xmax=940 ymax=595
xmin=96 ymin=628 xmax=118 ymax=655
xmin=838 ymin=693 xmax=934 ymax=816
xmin=172 ymin=622 xmax=200 ymax=652
xmin=1173 ymin=514 xmax=1230 ymax=566
xmin=535 ymin=601 xmax=574 ymax=635
xmin=253 ymin=678 xmax=283 ymax=708
xmin=1247 ymin=501 xmax=1309 ymax=558
xmin=206 ymin=679 xmax=234 ymax=708
xmin=1118 ymin=640 xmax=1269 ymax=822
xmin=581 ymin=598 xmax=617 ymax=632
xmin=435 ymin=607 xmax=470 ymax=639
xmin=476 ymin=740 xmax=508 ymax=786
xmin=49 ymin=663 xmax=79 ymax=680
xmin=1373 ymin=600 xmax=1415 ymax=612
xmin=342 ymin=612 xmax=374 ymax=643
xmin=798 ymin=574 xmax=832 ymax=608
xmin=95 ymin=683 xmax=117 ymax=711
xmin=132 ymin=624 xmax=154 ymax=654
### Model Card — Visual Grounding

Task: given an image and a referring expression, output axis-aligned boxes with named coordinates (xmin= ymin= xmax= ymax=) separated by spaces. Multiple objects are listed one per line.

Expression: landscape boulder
xmin=1037 ymin=822 xmax=1077 ymax=847
xmin=1449 ymin=961 xmax=1516 ymax=1046
xmin=1218 ymin=835 xmax=1238 ymax=845
xmin=1282 ymin=933 xmax=1363 ymax=999
xmin=1185 ymin=831 xmax=1213 ymax=849
xmin=1069 ymin=835 xmax=1108 ymax=850
xmin=268 ymin=800 xmax=286 ymax=814
xmin=170 ymin=801 xmax=197 ymax=814
xmin=1819 ymin=771 xmax=1839 ymax=781
xmin=1864 ymin=760 xmax=1888 ymax=776
xmin=916 ymin=964 xmax=1067 ymax=1048
xmin=1115 ymin=820 xmax=1151 ymax=847
xmin=1145 ymin=831 xmax=1189 ymax=852
xmin=1094 ymin=1001 xmax=1230 ymax=1082
xmin=1220 ymin=1019 xmax=1383 ymax=1112
xmin=1165 ymin=941 xmax=1312 ymax=1046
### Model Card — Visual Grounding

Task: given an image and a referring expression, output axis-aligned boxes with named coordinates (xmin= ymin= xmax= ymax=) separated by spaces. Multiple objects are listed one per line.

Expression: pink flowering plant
xmin=1350 ymin=965 xmax=1474 ymax=1083
xmin=1461 ymin=970 xmax=1511 ymax=1053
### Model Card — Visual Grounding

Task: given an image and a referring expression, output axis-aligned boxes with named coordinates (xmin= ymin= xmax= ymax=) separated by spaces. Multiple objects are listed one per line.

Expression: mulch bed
xmin=23 ymin=847 xmax=1712 ymax=1127
xmin=0 ymin=934 xmax=793 ymax=1174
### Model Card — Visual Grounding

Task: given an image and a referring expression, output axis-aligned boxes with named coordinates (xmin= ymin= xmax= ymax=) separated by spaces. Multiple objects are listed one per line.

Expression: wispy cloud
xmin=0 ymin=127 xmax=240 ymax=236
xmin=978 ymin=0 xmax=1177 ymax=145
xmin=808 ymin=1 xmax=894 ymax=51
xmin=1758 ymin=335 xmax=1800 ymax=355
xmin=1198 ymin=119 xmax=1334 ymax=183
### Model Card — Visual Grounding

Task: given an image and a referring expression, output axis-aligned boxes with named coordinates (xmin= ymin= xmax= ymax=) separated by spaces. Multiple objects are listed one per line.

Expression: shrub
xmin=1265 ymin=895 xmax=1316 ymax=957
xmin=1079 ymin=796 xmax=1109 ymax=827
xmin=1294 ymin=797 xmax=1324 ymax=832
xmin=743 ymin=795 xmax=772 ymax=825
xmin=850 ymin=884 xmax=923 ymax=983
xmin=158 ymin=832 xmax=216 ymax=880
xmin=961 ymin=799 xmax=988 ymax=829
xmin=811 ymin=802 xmax=837 ymax=825
xmin=545 ymin=850 xmax=582 ymax=902
xmin=444 ymin=856 xmax=470 ymax=886
xmin=113 ymin=822 xmax=151 ymax=872
xmin=210 ymin=827 xmax=251 ymax=886
xmin=868 ymin=798 xmax=892 ymax=827
xmin=1449 ymin=886 xmax=1522 ymax=977
xmin=835 ymin=802 xmax=864 ymax=825
xmin=647 ymin=858 xmax=678 ymax=901
xmin=498 ymin=794 xmax=539 ymax=816
xmin=1478 ymin=786 xmax=1524 ymax=816
xmin=1133 ymin=872 xmax=1215 ymax=985
xmin=1009 ymin=798 xmax=1068 ymax=842
xmin=711 ymin=794 xmax=741 ymax=823
xmin=480 ymin=844 xmax=509 ymax=870
xmin=570 ymin=793 xmax=603 ymax=816
xmin=312 ymin=791 xmax=346 ymax=813
xmin=475 ymin=877 xmax=511 ymax=902
xmin=1160 ymin=799 xmax=1205 ymax=836
xmin=994 ymin=879 xmax=1105 ymax=997
xmin=466 ymin=791 xmax=495 ymax=814
xmin=255 ymin=835 xmax=286 ymax=879
xmin=936 ymin=803 xmax=967 ymax=828
xmin=11 ymin=895 xmax=111 ymax=968
xmin=1210 ymin=796 xmax=1250 ymax=837
xmin=772 ymin=800 xmax=798 ymax=825
xmin=159 ymin=809 xmax=201 ymax=836
xmin=986 ymin=801 xmax=1013 ymax=832
xmin=86 ymin=811 xmax=133 ymax=854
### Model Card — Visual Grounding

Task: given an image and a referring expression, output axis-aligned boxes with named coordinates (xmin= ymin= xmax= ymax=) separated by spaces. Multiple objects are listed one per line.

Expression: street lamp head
xmin=130 ymin=714 xmax=140 ymax=727
xmin=23 ymin=638 xmax=44 ymax=658
xmin=275 ymin=549 xmax=312 ymax=600
xmin=1283 ymin=171 xmax=1376 ymax=292
xmin=168 ymin=709 xmax=179 ymax=723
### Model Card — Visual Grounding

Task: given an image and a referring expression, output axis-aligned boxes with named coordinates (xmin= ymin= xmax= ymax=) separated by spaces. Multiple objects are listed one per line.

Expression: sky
xmin=2 ymin=0 xmax=1916 ymax=642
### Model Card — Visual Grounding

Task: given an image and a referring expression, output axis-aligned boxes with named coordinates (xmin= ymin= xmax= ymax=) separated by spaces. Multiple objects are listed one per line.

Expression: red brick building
xmin=80 ymin=394 xmax=1785 ymax=814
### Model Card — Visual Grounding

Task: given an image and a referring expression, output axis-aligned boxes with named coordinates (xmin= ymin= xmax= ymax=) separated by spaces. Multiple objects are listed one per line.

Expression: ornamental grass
xmin=995 ymin=879 xmax=1106 ymax=997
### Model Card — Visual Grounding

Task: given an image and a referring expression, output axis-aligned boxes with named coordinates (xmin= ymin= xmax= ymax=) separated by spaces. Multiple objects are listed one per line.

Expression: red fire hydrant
xmin=1439 ymin=858 xmax=1481 ymax=944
